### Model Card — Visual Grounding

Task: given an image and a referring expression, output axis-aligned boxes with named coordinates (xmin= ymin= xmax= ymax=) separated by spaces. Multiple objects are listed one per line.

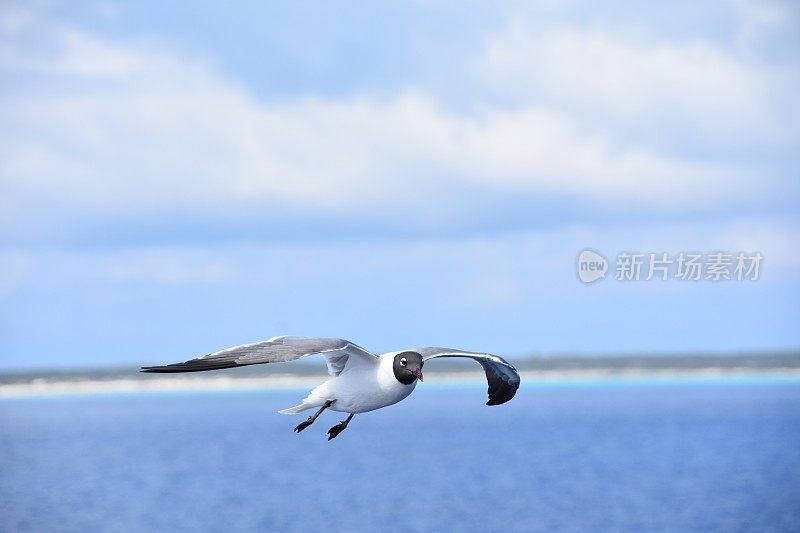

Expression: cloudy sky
xmin=1 ymin=1 xmax=798 ymax=369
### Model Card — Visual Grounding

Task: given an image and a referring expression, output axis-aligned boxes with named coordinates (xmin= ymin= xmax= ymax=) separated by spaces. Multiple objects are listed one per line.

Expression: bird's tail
xmin=278 ymin=403 xmax=314 ymax=415
xmin=279 ymin=385 xmax=330 ymax=414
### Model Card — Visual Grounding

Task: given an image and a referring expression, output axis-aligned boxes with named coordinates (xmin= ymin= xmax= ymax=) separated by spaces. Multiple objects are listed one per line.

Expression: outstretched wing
xmin=416 ymin=347 xmax=520 ymax=405
xmin=141 ymin=336 xmax=378 ymax=376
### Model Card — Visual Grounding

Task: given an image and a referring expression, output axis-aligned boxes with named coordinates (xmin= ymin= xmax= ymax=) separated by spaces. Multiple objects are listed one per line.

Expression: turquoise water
xmin=2 ymin=378 xmax=800 ymax=532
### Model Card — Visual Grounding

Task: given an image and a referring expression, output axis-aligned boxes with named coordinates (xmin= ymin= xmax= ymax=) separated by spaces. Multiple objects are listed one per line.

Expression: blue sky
xmin=1 ymin=1 xmax=799 ymax=369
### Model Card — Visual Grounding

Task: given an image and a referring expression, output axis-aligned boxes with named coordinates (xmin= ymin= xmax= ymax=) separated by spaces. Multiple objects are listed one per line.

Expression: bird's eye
xmin=400 ymin=357 xmax=407 ymax=366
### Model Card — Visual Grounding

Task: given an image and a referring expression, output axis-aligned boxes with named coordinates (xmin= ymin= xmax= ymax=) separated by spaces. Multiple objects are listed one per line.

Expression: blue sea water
xmin=1 ymin=378 xmax=800 ymax=532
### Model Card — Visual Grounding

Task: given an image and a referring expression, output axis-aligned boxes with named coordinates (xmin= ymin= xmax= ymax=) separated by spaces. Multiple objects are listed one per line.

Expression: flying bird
xmin=141 ymin=336 xmax=520 ymax=440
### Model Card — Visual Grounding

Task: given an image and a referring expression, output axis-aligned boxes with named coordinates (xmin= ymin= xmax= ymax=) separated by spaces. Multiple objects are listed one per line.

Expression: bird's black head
xmin=392 ymin=351 xmax=424 ymax=385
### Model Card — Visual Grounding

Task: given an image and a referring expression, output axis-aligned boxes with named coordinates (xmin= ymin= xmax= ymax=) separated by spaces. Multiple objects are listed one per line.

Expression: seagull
xmin=141 ymin=336 xmax=520 ymax=440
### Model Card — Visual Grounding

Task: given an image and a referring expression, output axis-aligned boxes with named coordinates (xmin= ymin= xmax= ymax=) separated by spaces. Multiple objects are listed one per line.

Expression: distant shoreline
xmin=2 ymin=368 xmax=799 ymax=399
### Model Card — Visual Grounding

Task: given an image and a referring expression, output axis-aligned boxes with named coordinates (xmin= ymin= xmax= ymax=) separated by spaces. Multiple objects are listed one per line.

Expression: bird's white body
xmin=280 ymin=352 xmax=417 ymax=414
xmin=142 ymin=336 xmax=519 ymax=439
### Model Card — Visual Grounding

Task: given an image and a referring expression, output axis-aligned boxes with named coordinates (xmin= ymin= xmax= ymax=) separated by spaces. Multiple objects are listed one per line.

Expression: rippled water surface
xmin=2 ymin=378 xmax=799 ymax=532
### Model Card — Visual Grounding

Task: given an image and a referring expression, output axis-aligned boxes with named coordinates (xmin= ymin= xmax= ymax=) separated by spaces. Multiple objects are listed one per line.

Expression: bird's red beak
xmin=412 ymin=368 xmax=423 ymax=381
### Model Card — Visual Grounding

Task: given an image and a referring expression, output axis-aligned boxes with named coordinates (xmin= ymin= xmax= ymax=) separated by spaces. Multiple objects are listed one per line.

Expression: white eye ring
xmin=400 ymin=357 xmax=407 ymax=366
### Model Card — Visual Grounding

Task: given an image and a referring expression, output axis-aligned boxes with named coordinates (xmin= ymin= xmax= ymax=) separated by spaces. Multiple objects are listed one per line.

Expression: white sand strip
xmin=1 ymin=368 xmax=799 ymax=399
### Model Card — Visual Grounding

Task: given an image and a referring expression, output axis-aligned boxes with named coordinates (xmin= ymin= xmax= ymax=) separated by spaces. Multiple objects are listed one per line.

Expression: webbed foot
xmin=294 ymin=418 xmax=314 ymax=433
xmin=327 ymin=422 xmax=348 ymax=440
xmin=327 ymin=413 xmax=354 ymax=440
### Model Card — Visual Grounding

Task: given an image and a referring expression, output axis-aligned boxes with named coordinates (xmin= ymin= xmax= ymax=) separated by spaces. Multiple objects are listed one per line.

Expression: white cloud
xmin=731 ymin=0 xmax=795 ymax=49
xmin=477 ymin=22 xmax=797 ymax=145
xmin=0 ymin=15 xmax=776 ymax=240
xmin=4 ymin=215 xmax=796 ymax=306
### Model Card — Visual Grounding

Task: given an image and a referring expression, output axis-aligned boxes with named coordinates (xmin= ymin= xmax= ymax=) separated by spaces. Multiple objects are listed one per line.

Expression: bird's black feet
xmin=292 ymin=400 xmax=334 ymax=434
xmin=294 ymin=418 xmax=314 ymax=433
xmin=327 ymin=422 xmax=348 ymax=440
xmin=327 ymin=413 xmax=354 ymax=440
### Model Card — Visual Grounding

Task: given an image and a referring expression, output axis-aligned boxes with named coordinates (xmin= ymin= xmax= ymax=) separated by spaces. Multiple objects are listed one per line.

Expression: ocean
xmin=2 ymin=377 xmax=799 ymax=532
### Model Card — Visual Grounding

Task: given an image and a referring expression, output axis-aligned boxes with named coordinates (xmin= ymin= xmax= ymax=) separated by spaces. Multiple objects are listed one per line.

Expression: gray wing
xmin=416 ymin=347 xmax=520 ymax=405
xmin=141 ymin=336 xmax=378 ymax=376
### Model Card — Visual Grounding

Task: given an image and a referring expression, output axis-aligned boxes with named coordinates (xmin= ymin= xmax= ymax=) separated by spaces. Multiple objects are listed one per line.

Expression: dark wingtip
xmin=137 ymin=359 xmax=238 ymax=373
xmin=485 ymin=386 xmax=519 ymax=406
xmin=482 ymin=359 xmax=521 ymax=406
xmin=140 ymin=365 xmax=183 ymax=373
